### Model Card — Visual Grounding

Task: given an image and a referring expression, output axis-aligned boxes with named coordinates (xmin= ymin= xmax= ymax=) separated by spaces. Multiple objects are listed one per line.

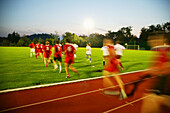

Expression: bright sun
xmin=84 ymin=18 xmax=94 ymax=29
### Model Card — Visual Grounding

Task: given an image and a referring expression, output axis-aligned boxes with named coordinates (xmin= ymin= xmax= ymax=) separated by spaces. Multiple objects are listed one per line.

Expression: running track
xmin=0 ymin=70 xmax=155 ymax=113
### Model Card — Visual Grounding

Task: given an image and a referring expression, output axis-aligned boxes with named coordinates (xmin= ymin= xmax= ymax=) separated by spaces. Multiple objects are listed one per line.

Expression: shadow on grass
xmin=125 ymin=63 xmax=143 ymax=70
xmin=76 ymin=64 xmax=91 ymax=68
xmin=93 ymin=70 xmax=103 ymax=72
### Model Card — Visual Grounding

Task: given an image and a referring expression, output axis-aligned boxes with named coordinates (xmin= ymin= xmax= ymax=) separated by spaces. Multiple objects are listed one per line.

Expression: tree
xmin=49 ymin=32 xmax=59 ymax=40
xmin=162 ymin=22 xmax=170 ymax=31
xmin=139 ymin=22 xmax=170 ymax=49
xmin=17 ymin=36 xmax=31 ymax=46
xmin=33 ymin=38 xmax=38 ymax=44
xmin=62 ymin=32 xmax=74 ymax=43
xmin=1 ymin=39 xmax=10 ymax=46
xmin=7 ymin=32 xmax=20 ymax=45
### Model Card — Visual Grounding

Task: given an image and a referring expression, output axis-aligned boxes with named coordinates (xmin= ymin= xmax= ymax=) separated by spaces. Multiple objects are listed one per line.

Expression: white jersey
xmin=114 ymin=44 xmax=125 ymax=56
xmin=86 ymin=46 xmax=91 ymax=55
xmin=73 ymin=44 xmax=78 ymax=50
xmin=101 ymin=46 xmax=109 ymax=56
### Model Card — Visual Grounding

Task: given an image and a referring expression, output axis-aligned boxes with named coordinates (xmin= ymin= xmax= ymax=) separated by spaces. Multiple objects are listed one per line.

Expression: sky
xmin=0 ymin=0 xmax=169 ymax=37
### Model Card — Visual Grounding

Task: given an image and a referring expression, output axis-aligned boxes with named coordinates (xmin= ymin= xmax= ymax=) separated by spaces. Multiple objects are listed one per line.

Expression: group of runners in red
xmin=29 ymin=39 xmax=78 ymax=78
xmin=29 ymin=38 xmax=127 ymax=99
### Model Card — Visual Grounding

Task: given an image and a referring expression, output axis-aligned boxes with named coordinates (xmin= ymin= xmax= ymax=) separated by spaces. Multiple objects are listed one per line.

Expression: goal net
xmin=126 ymin=45 xmax=140 ymax=50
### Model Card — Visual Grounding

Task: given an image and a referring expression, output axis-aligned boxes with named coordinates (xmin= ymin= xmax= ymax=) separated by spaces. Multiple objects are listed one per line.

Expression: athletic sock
xmin=30 ymin=53 xmax=32 ymax=57
xmin=90 ymin=58 xmax=91 ymax=63
xmin=51 ymin=59 xmax=53 ymax=63
xmin=103 ymin=61 xmax=105 ymax=66
xmin=86 ymin=56 xmax=88 ymax=60
xmin=59 ymin=66 xmax=62 ymax=72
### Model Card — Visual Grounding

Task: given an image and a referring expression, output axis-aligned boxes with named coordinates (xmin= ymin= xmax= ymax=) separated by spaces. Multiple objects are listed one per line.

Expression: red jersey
xmin=39 ymin=44 xmax=44 ymax=53
xmin=35 ymin=44 xmax=40 ymax=53
xmin=53 ymin=44 xmax=62 ymax=57
xmin=29 ymin=43 xmax=35 ymax=48
xmin=35 ymin=44 xmax=40 ymax=49
xmin=43 ymin=45 xmax=52 ymax=53
xmin=104 ymin=45 xmax=119 ymax=72
xmin=63 ymin=44 xmax=75 ymax=58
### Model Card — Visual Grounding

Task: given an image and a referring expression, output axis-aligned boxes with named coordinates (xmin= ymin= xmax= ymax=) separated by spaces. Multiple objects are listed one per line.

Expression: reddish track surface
xmin=0 ymin=71 xmax=155 ymax=113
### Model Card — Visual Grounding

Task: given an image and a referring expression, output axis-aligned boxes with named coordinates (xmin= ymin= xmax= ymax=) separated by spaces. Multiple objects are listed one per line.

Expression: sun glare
xmin=84 ymin=18 xmax=94 ymax=30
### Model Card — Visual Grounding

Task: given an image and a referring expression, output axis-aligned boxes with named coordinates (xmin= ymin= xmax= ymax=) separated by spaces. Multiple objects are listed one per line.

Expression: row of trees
xmin=0 ymin=22 xmax=169 ymax=49
xmin=0 ymin=32 xmax=60 ymax=47
xmin=139 ymin=22 xmax=170 ymax=49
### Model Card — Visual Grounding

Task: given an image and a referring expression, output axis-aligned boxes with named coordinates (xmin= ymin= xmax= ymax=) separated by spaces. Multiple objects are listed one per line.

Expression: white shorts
xmin=30 ymin=48 xmax=35 ymax=53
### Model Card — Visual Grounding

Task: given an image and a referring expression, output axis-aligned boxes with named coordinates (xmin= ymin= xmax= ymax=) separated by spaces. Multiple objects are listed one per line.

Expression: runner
xmin=35 ymin=42 xmax=40 ymax=59
xmin=39 ymin=43 xmax=44 ymax=60
xmin=86 ymin=43 xmax=91 ymax=64
xmin=43 ymin=41 xmax=52 ymax=67
xmin=63 ymin=39 xmax=79 ymax=78
xmin=101 ymin=42 xmax=109 ymax=66
xmin=53 ymin=41 xmax=62 ymax=73
xmin=102 ymin=38 xmax=127 ymax=99
xmin=141 ymin=32 xmax=170 ymax=113
xmin=28 ymin=42 xmax=35 ymax=57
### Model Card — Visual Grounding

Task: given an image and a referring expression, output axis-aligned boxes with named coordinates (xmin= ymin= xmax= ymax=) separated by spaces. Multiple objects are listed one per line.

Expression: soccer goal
xmin=126 ymin=45 xmax=140 ymax=50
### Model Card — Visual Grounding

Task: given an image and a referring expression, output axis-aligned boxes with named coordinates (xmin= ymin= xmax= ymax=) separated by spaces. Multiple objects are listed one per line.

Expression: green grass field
xmin=0 ymin=47 xmax=153 ymax=90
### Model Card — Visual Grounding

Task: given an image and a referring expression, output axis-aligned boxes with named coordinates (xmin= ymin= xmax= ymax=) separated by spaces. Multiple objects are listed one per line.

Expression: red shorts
xmin=105 ymin=59 xmax=119 ymax=72
xmin=54 ymin=53 xmax=62 ymax=58
xmin=39 ymin=49 xmax=43 ymax=53
xmin=35 ymin=49 xmax=39 ymax=53
xmin=65 ymin=57 xmax=74 ymax=64
xmin=44 ymin=52 xmax=52 ymax=58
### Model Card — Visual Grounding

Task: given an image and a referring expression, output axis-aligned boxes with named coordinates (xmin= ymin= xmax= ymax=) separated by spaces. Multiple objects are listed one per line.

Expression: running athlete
xmin=63 ymin=39 xmax=78 ymax=78
xmin=101 ymin=43 xmax=109 ymax=66
xmin=53 ymin=41 xmax=62 ymax=73
xmin=102 ymin=38 xmax=127 ymax=99
xmin=39 ymin=43 xmax=44 ymax=60
xmin=29 ymin=42 xmax=35 ymax=57
xmin=86 ymin=43 xmax=91 ymax=64
xmin=43 ymin=41 xmax=53 ymax=67
xmin=35 ymin=42 xmax=40 ymax=59
xmin=141 ymin=32 xmax=170 ymax=113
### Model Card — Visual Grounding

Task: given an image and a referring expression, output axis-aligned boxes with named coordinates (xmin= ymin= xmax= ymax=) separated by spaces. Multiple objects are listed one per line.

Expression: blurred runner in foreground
xmin=141 ymin=31 xmax=170 ymax=113
xmin=102 ymin=38 xmax=127 ymax=100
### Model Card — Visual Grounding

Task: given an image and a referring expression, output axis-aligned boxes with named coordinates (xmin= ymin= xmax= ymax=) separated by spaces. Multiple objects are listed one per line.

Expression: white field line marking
xmin=0 ymin=69 xmax=149 ymax=94
xmin=103 ymin=95 xmax=151 ymax=113
xmin=0 ymin=76 xmax=154 ymax=113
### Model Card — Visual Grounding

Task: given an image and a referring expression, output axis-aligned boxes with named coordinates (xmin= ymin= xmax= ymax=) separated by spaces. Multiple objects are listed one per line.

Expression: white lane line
xmin=0 ymin=69 xmax=149 ymax=94
xmin=0 ymin=76 xmax=153 ymax=113
xmin=103 ymin=95 xmax=151 ymax=113
xmin=0 ymin=85 xmax=119 ymax=113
